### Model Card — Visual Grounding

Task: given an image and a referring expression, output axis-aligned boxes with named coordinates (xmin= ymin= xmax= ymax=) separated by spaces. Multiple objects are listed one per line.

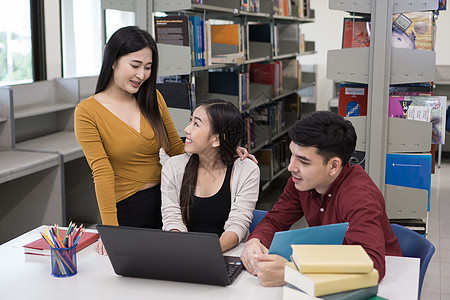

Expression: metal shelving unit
xmin=327 ymin=0 xmax=438 ymax=224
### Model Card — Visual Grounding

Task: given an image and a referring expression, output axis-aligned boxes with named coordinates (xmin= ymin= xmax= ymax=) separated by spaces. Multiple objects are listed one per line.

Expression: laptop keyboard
xmin=226 ymin=261 xmax=242 ymax=279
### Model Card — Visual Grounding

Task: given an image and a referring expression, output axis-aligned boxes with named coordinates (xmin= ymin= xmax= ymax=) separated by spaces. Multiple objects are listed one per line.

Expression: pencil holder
xmin=50 ymin=245 xmax=77 ymax=277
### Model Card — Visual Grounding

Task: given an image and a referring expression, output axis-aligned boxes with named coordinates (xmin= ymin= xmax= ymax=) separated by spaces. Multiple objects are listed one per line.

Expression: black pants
xmin=116 ymin=184 xmax=162 ymax=229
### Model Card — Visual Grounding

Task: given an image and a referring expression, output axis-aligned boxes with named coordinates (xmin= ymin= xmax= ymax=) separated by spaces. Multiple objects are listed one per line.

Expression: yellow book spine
xmin=310 ymin=269 xmax=379 ymax=297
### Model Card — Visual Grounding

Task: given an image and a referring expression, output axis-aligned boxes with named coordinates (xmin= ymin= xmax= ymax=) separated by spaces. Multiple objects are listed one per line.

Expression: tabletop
xmin=0 ymin=226 xmax=420 ymax=300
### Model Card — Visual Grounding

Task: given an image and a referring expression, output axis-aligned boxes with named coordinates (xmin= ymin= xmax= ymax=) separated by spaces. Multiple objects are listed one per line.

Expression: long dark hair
xmin=180 ymin=99 xmax=244 ymax=225
xmin=95 ymin=26 xmax=169 ymax=149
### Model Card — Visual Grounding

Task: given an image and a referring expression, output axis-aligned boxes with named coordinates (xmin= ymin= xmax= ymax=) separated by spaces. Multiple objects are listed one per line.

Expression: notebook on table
xmin=268 ymin=222 xmax=349 ymax=260
xmin=96 ymin=225 xmax=243 ymax=286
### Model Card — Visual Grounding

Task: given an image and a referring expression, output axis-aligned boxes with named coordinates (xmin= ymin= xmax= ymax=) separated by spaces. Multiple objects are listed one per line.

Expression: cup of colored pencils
xmin=40 ymin=222 xmax=85 ymax=277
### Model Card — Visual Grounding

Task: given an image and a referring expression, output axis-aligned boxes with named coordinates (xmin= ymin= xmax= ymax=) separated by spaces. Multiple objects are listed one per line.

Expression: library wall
xmin=435 ymin=9 xmax=450 ymax=65
xmin=297 ymin=1 xmax=346 ymax=111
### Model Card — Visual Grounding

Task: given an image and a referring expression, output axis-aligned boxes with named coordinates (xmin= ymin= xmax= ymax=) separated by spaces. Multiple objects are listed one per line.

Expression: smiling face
xmin=184 ymin=106 xmax=219 ymax=156
xmin=111 ymin=47 xmax=153 ymax=95
xmin=287 ymin=141 xmax=342 ymax=194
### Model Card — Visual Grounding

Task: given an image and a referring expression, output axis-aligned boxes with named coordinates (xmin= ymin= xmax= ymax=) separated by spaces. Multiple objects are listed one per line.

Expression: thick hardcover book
xmin=291 ymin=245 xmax=373 ymax=274
xmin=283 ymin=283 xmax=378 ymax=300
xmin=284 ymin=262 xmax=379 ymax=297
xmin=338 ymin=84 xmax=368 ymax=117
xmin=249 ymin=62 xmax=280 ymax=97
xmin=23 ymin=230 xmax=99 ymax=256
xmin=154 ymin=16 xmax=189 ymax=47
xmin=388 ymin=95 xmax=447 ymax=144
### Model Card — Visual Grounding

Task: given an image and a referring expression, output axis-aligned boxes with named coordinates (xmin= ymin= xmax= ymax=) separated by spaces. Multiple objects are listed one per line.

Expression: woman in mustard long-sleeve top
xmin=75 ymin=26 xmax=185 ymax=254
xmin=75 ymin=26 xmax=254 ymax=255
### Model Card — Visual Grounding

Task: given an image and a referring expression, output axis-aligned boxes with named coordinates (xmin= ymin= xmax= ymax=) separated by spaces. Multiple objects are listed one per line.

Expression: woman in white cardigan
xmin=161 ymin=99 xmax=260 ymax=252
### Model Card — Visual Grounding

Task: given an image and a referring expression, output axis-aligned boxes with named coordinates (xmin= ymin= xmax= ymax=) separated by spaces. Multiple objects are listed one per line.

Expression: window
xmin=61 ymin=0 xmax=103 ymax=78
xmin=104 ymin=9 xmax=136 ymax=42
xmin=61 ymin=1 xmax=137 ymax=78
xmin=0 ymin=0 xmax=33 ymax=85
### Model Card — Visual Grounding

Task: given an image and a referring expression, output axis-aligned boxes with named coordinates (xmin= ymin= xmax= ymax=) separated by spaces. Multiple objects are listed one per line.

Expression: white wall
xmin=299 ymin=2 xmax=347 ymax=111
xmin=435 ymin=9 xmax=450 ymax=65
xmin=300 ymin=3 xmax=450 ymax=111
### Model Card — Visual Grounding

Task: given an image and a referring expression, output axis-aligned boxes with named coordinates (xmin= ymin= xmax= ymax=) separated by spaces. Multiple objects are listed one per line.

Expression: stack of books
xmin=283 ymin=245 xmax=379 ymax=300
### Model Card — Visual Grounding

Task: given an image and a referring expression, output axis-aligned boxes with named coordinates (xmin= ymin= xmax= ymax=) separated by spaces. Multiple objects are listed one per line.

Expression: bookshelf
xmin=151 ymin=0 xmax=316 ymax=190
xmin=327 ymin=0 xmax=439 ymax=232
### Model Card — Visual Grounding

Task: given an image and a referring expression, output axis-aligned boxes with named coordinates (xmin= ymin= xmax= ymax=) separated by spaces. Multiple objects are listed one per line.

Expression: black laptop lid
xmin=97 ymin=225 xmax=231 ymax=286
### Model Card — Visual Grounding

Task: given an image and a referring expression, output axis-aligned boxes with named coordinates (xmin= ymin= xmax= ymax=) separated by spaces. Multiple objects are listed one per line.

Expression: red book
xmin=250 ymin=63 xmax=278 ymax=97
xmin=23 ymin=229 xmax=99 ymax=256
xmin=338 ymin=84 xmax=368 ymax=117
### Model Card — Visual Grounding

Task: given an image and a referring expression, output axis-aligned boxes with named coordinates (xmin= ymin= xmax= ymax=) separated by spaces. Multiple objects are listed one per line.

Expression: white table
xmin=0 ymin=226 xmax=419 ymax=300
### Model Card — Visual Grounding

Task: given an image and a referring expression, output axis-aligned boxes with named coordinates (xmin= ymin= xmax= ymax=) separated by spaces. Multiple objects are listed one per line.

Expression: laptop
xmin=96 ymin=225 xmax=244 ymax=286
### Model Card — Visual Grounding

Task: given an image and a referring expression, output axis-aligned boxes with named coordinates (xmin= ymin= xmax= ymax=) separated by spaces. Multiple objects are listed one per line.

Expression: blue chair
xmin=391 ymin=223 xmax=435 ymax=297
xmin=249 ymin=209 xmax=267 ymax=233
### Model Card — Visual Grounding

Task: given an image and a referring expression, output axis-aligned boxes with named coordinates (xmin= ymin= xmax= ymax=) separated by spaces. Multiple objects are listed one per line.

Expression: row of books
xmin=337 ymin=83 xmax=447 ymax=145
xmin=244 ymin=94 xmax=299 ymax=148
xmin=274 ymin=0 xmax=312 ymax=18
xmin=284 ymin=245 xmax=379 ymax=299
xmin=342 ymin=11 xmax=436 ymax=51
xmin=207 ymin=59 xmax=301 ymax=110
xmin=190 ymin=0 xmax=313 ymax=17
xmin=208 ymin=70 xmax=249 ymax=111
xmin=155 ymin=16 xmax=305 ymax=66
xmin=254 ymin=137 xmax=290 ymax=181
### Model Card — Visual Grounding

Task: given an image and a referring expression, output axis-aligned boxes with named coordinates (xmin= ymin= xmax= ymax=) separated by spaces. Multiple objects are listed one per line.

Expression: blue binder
xmin=268 ymin=222 xmax=349 ymax=260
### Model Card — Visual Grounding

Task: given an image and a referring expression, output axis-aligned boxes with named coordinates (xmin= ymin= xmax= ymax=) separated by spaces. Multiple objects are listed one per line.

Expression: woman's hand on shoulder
xmin=236 ymin=146 xmax=258 ymax=164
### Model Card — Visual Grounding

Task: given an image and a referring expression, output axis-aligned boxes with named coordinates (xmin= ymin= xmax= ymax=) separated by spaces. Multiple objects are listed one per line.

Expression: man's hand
xmin=255 ymin=254 xmax=288 ymax=287
xmin=240 ymin=238 xmax=268 ymax=275
xmin=236 ymin=146 xmax=258 ymax=164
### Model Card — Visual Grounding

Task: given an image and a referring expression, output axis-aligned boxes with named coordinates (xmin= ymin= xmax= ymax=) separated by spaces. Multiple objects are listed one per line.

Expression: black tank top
xmin=187 ymin=164 xmax=233 ymax=237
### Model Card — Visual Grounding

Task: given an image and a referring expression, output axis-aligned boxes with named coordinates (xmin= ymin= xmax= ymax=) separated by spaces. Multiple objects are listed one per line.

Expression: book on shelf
xmin=273 ymin=0 xmax=292 ymax=17
xmin=389 ymin=83 xmax=434 ymax=96
xmin=154 ymin=16 xmax=189 ymax=47
xmin=392 ymin=11 xmax=434 ymax=50
xmin=243 ymin=115 xmax=256 ymax=151
xmin=284 ymin=262 xmax=379 ymax=298
xmin=275 ymin=23 xmax=301 ymax=56
xmin=338 ymin=84 xmax=368 ymax=117
xmin=281 ymin=58 xmax=301 ymax=90
xmin=283 ymin=283 xmax=378 ymax=300
xmin=210 ymin=23 xmax=245 ymax=63
xmin=210 ymin=53 xmax=246 ymax=64
xmin=23 ymin=229 xmax=99 ymax=256
xmin=208 ymin=70 xmax=249 ymax=111
xmin=385 ymin=153 xmax=432 ymax=209
xmin=247 ymin=23 xmax=272 ymax=60
xmin=341 ymin=17 xmax=371 ymax=49
xmin=188 ymin=16 xmax=206 ymax=67
xmin=291 ymin=245 xmax=374 ymax=274
xmin=388 ymin=95 xmax=447 ymax=144
xmin=240 ymin=0 xmax=260 ymax=12
xmin=250 ymin=62 xmax=282 ymax=97
xmin=342 ymin=11 xmax=435 ymax=50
